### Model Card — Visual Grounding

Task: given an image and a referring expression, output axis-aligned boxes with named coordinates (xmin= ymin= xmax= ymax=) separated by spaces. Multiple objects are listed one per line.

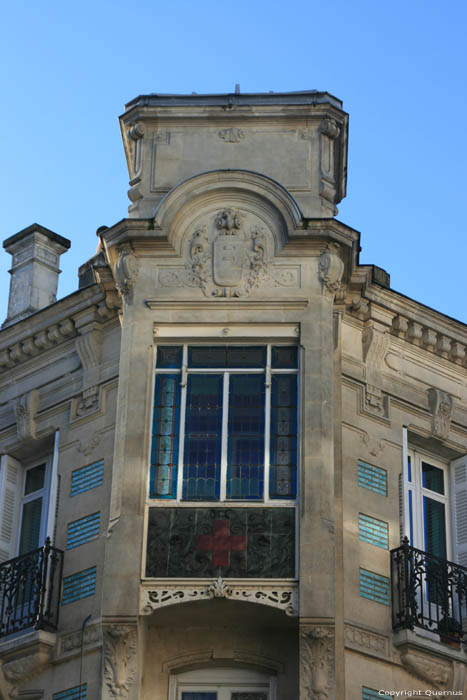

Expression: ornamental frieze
xmin=140 ymin=578 xmax=298 ymax=617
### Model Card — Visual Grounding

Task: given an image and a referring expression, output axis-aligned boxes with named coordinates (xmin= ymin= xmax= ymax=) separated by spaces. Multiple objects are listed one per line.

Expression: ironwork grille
xmin=0 ymin=538 xmax=64 ymax=637
xmin=391 ymin=537 xmax=467 ymax=642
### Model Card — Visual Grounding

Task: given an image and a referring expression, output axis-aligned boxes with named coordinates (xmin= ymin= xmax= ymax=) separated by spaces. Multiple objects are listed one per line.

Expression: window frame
xmin=168 ymin=667 xmax=276 ymax=700
xmin=16 ymin=458 xmax=52 ymax=556
xmin=148 ymin=342 xmax=299 ymax=507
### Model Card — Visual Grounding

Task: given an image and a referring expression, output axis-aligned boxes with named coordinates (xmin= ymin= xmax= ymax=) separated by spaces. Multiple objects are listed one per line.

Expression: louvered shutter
xmin=450 ymin=455 xmax=467 ymax=568
xmin=0 ymin=455 xmax=22 ymax=562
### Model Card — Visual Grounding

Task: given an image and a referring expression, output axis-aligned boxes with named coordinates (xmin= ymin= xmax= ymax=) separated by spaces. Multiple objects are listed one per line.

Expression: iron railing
xmin=0 ymin=538 xmax=64 ymax=637
xmin=391 ymin=537 xmax=467 ymax=643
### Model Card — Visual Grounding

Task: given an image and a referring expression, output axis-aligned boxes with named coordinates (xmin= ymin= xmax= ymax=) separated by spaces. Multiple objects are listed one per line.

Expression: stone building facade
xmin=0 ymin=90 xmax=466 ymax=700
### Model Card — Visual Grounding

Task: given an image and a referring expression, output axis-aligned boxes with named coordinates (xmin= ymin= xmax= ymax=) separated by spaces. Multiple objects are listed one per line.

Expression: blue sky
xmin=1 ymin=0 xmax=466 ymax=322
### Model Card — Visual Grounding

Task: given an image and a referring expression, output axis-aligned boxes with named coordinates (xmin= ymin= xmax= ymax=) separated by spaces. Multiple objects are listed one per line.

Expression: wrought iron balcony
xmin=0 ymin=538 xmax=64 ymax=638
xmin=391 ymin=537 xmax=467 ymax=644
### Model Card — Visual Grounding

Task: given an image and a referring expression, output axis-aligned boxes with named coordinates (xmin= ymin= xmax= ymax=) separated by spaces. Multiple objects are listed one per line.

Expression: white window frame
xmin=16 ymin=458 xmax=52 ymax=556
xmin=406 ymin=447 xmax=451 ymax=559
xmin=149 ymin=342 xmax=299 ymax=507
xmin=168 ymin=667 xmax=276 ymax=700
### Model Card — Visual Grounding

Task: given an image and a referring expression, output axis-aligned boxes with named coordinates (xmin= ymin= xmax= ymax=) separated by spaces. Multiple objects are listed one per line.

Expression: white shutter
xmin=0 ymin=454 xmax=22 ymax=562
xmin=45 ymin=430 xmax=60 ymax=544
xmin=450 ymin=455 xmax=467 ymax=567
xmin=400 ymin=427 xmax=410 ymax=542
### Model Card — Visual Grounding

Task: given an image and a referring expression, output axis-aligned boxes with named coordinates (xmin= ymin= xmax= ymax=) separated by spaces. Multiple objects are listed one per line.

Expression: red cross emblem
xmin=195 ymin=519 xmax=247 ymax=567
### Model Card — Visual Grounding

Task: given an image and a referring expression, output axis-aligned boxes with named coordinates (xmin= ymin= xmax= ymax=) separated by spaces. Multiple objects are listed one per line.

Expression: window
xmin=169 ymin=668 xmax=274 ymax=700
xmin=18 ymin=462 xmax=50 ymax=555
xmin=405 ymin=448 xmax=450 ymax=560
xmin=150 ymin=345 xmax=298 ymax=502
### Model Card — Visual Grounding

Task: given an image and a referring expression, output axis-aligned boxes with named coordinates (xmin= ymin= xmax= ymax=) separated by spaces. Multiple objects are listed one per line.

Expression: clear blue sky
xmin=1 ymin=0 xmax=466 ymax=322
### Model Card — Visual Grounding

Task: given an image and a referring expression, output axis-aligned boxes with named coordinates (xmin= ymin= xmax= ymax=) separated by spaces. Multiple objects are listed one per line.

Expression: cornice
xmin=0 ymin=285 xmax=118 ymax=375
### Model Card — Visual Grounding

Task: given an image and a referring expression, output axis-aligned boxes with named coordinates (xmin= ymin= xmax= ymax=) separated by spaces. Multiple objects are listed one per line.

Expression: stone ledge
xmin=393 ymin=628 xmax=467 ymax=663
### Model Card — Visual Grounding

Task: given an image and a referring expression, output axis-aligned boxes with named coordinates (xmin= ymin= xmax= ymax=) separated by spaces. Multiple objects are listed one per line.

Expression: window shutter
xmin=0 ymin=455 xmax=22 ymax=562
xmin=400 ymin=428 xmax=410 ymax=542
xmin=450 ymin=455 xmax=467 ymax=567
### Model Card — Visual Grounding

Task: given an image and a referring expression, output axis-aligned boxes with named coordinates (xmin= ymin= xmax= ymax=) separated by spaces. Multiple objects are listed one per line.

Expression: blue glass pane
xmin=150 ymin=374 xmax=181 ymax=498
xmin=408 ymin=490 xmax=413 ymax=545
xmin=271 ymin=345 xmax=298 ymax=368
xmin=407 ymin=455 xmax=412 ymax=482
xmin=227 ymin=374 xmax=265 ymax=499
xmin=422 ymin=461 xmax=444 ymax=494
xmin=156 ymin=346 xmax=182 ymax=368
xmin=183 ymin=375 xmax=223 ymax=500
xmin=181 ymin=694 xmax=217 ymax=700
xmin=270 ymin=374 xmax=297 ymax=499
xmin=188 ymin=346 xmax=266 ymax=368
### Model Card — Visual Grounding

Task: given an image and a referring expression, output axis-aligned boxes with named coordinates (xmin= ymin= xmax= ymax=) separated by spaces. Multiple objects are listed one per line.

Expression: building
xmin=0 ymin=90 xmax=466 ymax=700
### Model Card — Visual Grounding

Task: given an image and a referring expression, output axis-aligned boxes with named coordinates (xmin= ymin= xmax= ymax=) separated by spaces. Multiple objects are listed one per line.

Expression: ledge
xmin=393 ymin=628 xmax=467 ymax=663
xmin=0 ymin=630 xmax=56 ymax=660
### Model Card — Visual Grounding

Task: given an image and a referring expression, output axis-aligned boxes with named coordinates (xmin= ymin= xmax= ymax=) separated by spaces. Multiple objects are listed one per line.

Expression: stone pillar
xmin=299 ymin=243 xmax=344 ymax=699
xmin=2 ymin=223 xmax=70 ymax=327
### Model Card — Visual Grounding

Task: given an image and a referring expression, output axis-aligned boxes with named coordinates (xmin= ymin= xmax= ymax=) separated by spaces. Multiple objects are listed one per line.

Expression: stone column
xmin=299 ymin=243 xmax=344 ymax=699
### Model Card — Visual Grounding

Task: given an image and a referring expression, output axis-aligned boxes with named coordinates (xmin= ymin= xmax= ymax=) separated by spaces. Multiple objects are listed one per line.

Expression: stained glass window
xmin=150 ymin=344 xmax=298 ymax=502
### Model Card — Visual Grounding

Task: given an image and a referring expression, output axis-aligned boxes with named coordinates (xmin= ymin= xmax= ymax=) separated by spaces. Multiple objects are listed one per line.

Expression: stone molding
xmin=140 ymin=578 xmax=298 ymax=617
xmin=299 ymin=623 xmax=335 ymax=700
xmin=0 ymin=632 xmax=55 ymax=699
xmin=58 ymin=621 xmax=102 ymax=657
xmin=0 ymin=319 xmax=76 ymax=374
xmin=102 ymin=624 xmax=138 ymax=699
xmin=344 ymin=623 xmax=390 ymax=659
xmin=427 ymin=388 xmax=454 ymax=440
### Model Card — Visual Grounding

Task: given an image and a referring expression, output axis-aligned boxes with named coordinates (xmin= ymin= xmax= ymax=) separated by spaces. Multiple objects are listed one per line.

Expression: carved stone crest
xmin=103 ymin=625 xmax=137 ymax=699
xmin=319 ymin=242 xmax=344 ymax=298
xmin=428 ymin=388 xmax=453 ymax=440
xmin=186 ymin=209 xmax=268 ymax=297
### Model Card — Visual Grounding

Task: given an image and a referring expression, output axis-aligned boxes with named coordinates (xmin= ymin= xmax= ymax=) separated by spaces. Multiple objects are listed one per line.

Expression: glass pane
xmin=270 ymin=375 xmax=297 ymax=499
xmin=24 ymin=464 xmax=46 ymax=495
xmin=423 ymin=496 xmax=447 ymax=559
xmin=156 ymin=346 xmax=182 ymax=369
xmin=183 ymin=375 xmax=223 ymax=500
xmin=408 ymin=490 xmax=413 ymax=545
xmin=271 ymin=345 xmax=298 ymax=368
xmin=422 ymin=461 xmax=444 ymax=494
xmin=19 ymin=498 xmax=43 ymax=554
xmin=188 ymin=346 xmax=266 ymax=368
xmin=181 ymin=694 xmax=217 ymax=700
xmin=150 ymin=374 xmax=181 ymax=498
xmin=407 ymin=455 xmax=412 ymax=482
xmin=227 ymin=375 xmax=265 ymax=500
xmin=231 ymin=694 xmax=268 ymax=700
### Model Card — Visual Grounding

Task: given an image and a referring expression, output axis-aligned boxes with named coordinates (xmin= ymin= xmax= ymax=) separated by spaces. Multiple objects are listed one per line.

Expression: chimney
xmin=2 ymin=223 xmax=71 ymax=327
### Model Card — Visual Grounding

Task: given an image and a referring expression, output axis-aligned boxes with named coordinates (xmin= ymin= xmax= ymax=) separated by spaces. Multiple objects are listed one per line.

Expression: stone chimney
xmin=3 ymin=223 xmax=71 ymax=327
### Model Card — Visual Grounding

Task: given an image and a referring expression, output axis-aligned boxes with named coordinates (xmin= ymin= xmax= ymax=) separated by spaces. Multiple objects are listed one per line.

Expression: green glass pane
xmin=19 ymin=498 xmax=43 ymax=554
xmin=422 ymin=461 xmax=444 ymax=494
xmin=24 ymin=464 xmax=46 ymax=495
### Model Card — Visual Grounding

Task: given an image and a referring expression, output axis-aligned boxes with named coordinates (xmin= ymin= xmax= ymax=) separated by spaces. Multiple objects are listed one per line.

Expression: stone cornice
xmin=0 ymin=285 xmax=118 ymax=375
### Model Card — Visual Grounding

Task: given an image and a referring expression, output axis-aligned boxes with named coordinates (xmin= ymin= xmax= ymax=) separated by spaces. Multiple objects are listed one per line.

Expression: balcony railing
xmin=0 ymin=538 xmax=64 ymax=638
xmin=391 ymin=537 xmax=467 ymax=644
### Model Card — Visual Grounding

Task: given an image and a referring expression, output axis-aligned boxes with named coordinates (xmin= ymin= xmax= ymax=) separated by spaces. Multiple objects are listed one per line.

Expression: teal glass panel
xmin=422 ymin=461 xmax=444 ymax=494
xmin=150 ymin=374 xmax=181 ymax=498
xmin=24 ymin=464 xmax=46 ymax=495
xmin=183 ymin=374 xmax=223 ymax=500
xmin=357 ymin=461 xmax=387 ymax=496
xmin=156 ymin=346 xmax=182 ymax=368
xmin=359 ymin=568 xmax=390 ymax=605
xmin=227 ymin=374 xmax=265 ymax=499
xmin=19 ymin=497 xmax=42 ymax=555
xmin=188 ymin=346 xmax=266 ymax=368
xmin=271 ymin=345 xmax=298 ymax=368
xmin=423 ymin=496 xmax=446 ymax=559
xmin=270 ymin=374 xmax=297 ymax=499
xmin=358 ymin=513 xmax=388 ymax=549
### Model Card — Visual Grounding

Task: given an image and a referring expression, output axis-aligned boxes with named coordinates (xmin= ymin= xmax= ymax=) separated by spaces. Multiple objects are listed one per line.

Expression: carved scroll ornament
xmin=103 ymin=625 xmax=137 ymax=699
xmin=428 ymin=388 xmax=453 ymax=440
xmin=319 ymin=242 xmax=344 ymax=297
xmin=300 ymin=625 xmax=335 ymax=700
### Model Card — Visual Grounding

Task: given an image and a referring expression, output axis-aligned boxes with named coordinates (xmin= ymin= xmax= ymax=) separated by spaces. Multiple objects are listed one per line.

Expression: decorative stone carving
xmin=77 ymin=428 xmax=103 ymax=456
xmin=103 ymin=625 xmax=137 ymax=699
xmin=15 ymin=390 xmax=39 ymax=442
xmin=218 ymin=127 xmax=245 ymax=143
xmin=320 ymin=119 xmax=340 ymax=140
xmin=0 ymin=318 xmax=76 ymax=373
xmin=140 ymin=579 xmax=298 ymax=617
xmin=75 ymin=385 xmax=100 ymax=417
xmin=344 ymin=624 xmax=389 ymax=659
xmin=319 ymin=243 xmax=344 ymax=298
xmin=428 ymin=388 xmax=453 ymax=440
xmin=2 ymin=643 xmax=53 ymax=699
xmin=59 ymin=623 xmax=101 ymax=655
xmin=300 ymin=625 xmax=335 ymax=700
xmin=359 ymin=432 xmax=386 ymax=458
xmin=400 ymin=650 xmax=450 ymax=689
xmin=114 ymin=244 xmax=138 ymax=301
